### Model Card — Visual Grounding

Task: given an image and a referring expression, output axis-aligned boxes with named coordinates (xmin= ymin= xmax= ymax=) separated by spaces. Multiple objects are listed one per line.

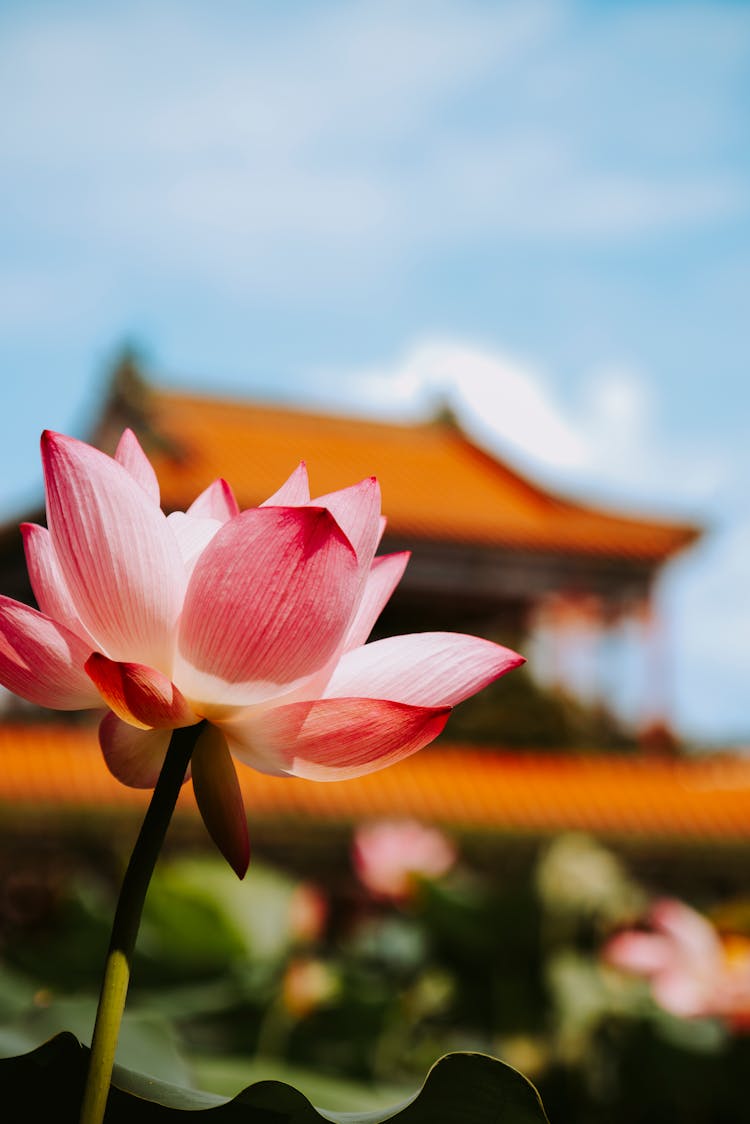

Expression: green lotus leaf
xmin=0 ymin=1032 xmax=550 ymax=1122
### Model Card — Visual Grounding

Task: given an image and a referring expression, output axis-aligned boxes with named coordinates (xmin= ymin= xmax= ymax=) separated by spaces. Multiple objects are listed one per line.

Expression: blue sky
xmin=1 ymin=0 xmax=748 ymax=740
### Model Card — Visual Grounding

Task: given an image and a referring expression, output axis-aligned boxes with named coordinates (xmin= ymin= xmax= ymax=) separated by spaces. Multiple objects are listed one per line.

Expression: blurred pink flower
xmin=288 ymin=883 xmax=328 ymax=944
xmin=353 ymin=819 xmax=457 ymax=901
xmin=604 ymin=898 xmax=750 ymax=1029
xmin=0 ymin=430 xmax=523 ymax=878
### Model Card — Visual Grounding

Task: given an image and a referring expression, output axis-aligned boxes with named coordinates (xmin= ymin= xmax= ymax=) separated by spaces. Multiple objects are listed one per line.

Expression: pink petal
xmin=167 ymin=511 xmax=223 ymax=574
xmin=85 ymin=654 xmax=198 ymax=729
xmin=187 ymin=478 xmax=240 ymax=521
xmin=343 ymin=552 xmax=410 ymax=651
xmin=21 ymin=523 xmax=95 ymax=643
xmin=41 ymin=431 xmax=185 ymax=671
xmin=353 ymin=820 xmax=457 ymax=900
xmin=176 ymin=506 xmax=359 ymax=708
xmin=98 ymin=711 xmax=176 ymax=788
xmin=604 ymin=932 xmax=673 ymax=977
xmin=262 ymin=463 xmax=310 ymax=506
xmin=325 ymin=633 xmax=525 ymax=706
xmin=114 ymin=429 xmax=161 ymax=503
xmin=312 ymin=477 xmax=381 ymax=575
xmin=247 ymin=552 xmax=408 ymax=706
xmin=0 ymin=596 xmax=101 ymax=709
xmin=191 ymin=724 xmax=250 ymax=878
xmin=652 ymin=968 xmax=712 ymax=1018
xmin=650 ymin=899 xmax=722 ymax=965
xmin=223 ymin=697 xmax=450 ymax=781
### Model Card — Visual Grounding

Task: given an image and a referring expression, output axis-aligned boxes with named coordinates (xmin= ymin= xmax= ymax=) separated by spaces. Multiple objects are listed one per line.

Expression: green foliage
xmin=445 ymin=666 xmax=636 ymax=751
xmin=3 ymin=841 xmax=750 ymax=1120
xmin=0 ymin=1033 xmax=550 ymax=1122
xmin=4 ymin=877 xmax=112 ymax=991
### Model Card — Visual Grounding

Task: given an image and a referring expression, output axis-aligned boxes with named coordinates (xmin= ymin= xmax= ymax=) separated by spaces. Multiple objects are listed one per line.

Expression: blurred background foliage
xmin=1 ymin=826 xmax=749 ymax=1120
xmin=443 ymin=665 xmax=637 ymax=752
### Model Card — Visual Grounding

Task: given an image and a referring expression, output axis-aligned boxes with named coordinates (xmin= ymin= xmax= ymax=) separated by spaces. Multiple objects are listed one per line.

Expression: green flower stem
xmin=79 ymin=721 xmax=206 ymax=1124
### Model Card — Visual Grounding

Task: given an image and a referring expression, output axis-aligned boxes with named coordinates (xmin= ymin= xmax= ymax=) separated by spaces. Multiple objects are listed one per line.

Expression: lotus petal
xmin=167 ymin=511 xmax=223 ymax=574
xmin=224 ymin=697 xmax=450 ymax=781
xmin=325 ymin=632 xmax=525 ymax=706
xmin=313 ymin=477 xmax=381 ymax=575
xmin=42 ymin=431 xmax=185 ymax=672
xmin=98 ymin=712 xmax=176 ymax=788
xmin=86 ymin=654 xmax=198 ymax=729
xmin=176 ymin=506 xmax=358 ymax=708
xmin=0 ymin=596 xmax=101 ymax=709
xmin=186 ymin=478 xmax=240 ymax=521
xmin=262 ymin=463 xmax=310 ymax=506
xmin=343 ymin=552 xmax=410 ymax=651
xmin=21 ymin=523 xmax=94 ymax=643
xmin=114 ymin=429 xmax=161 ymax=503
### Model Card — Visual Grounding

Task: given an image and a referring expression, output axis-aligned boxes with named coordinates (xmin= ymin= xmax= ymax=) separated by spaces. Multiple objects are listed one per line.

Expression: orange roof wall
xmin=1 ymin=724 xmax=749 ymax=843
xmin=140 ymin=388 xmax=699 ymax=564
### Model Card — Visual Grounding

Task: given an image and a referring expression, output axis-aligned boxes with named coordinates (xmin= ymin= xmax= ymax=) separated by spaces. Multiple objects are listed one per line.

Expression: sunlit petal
xmin=167 ymin=511 xmax=223 ymax=574
xmin=42 ymin=430 xmax=185 ymax=671
xmin=176 ymin=506 xmax=358 ymax=707
xmin=21 ymin=523 xmax=96 ymax=644
xmin=262 ymin=462 xmax=310 ymax=506
xmin=312 ymin=477 xmax=381 ymax=575
xmin=114 ymin=429 xmax=161 ymax=503
xmin=343 ymin=552 xmax=410 ymax=651
xmin=0 ymin=596 xmax=101 ymax=709
xmin=187 ymin=478 xmax=240 ymax=521
xmin=224 ymin=697 xmax=450 ymax=781
xmin=325 ymin=632 xmax=525 ymax=706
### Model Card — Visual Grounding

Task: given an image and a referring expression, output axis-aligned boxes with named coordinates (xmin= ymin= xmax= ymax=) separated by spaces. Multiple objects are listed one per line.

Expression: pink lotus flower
xmin=353 ymin=819 xmax=457 ymax=901
xmin=604 ymin=898 xmax=750 ymax=1029
xmin=0 ymin=430 xmax=523 ymax=877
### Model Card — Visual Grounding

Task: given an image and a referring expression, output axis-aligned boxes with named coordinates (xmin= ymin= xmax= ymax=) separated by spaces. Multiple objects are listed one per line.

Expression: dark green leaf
xmin=0 ymin=1033 xmax=550 ymax=1122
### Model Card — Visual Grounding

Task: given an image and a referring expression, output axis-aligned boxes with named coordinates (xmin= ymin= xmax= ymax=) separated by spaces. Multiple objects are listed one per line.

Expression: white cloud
xmin=330 ymin=338 xmax=588 ymax=470
xmin=312 ymin=337 xmax=724 ymax=511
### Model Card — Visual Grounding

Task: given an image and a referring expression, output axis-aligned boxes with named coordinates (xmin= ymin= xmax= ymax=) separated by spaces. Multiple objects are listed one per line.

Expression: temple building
xmin=4 ymin=359 xmax=748 ymax=880
xmin=0 ymin=357 xmax=700 ymax=747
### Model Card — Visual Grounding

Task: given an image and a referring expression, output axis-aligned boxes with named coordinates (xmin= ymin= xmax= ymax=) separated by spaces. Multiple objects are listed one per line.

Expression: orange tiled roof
xmin=1 ymin=724 xmax=748 ymax=842
xmin=136 ymin=388 xmax=699 ymax=563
